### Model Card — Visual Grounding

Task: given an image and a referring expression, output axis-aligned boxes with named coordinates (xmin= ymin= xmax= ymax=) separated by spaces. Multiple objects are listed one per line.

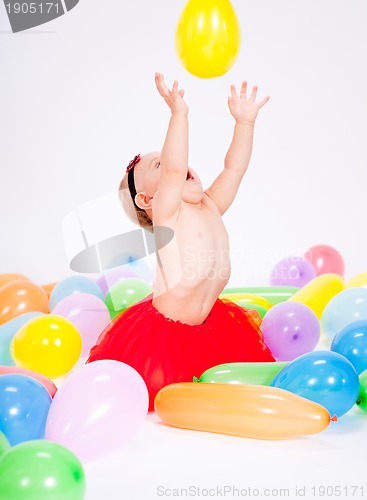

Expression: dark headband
xmin=126 ymin=154 xmax=141 ymax=208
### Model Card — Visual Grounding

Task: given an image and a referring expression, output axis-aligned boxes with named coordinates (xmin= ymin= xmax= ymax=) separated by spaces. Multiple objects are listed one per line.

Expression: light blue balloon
xmin=271 ymin=350 xmax=360 ymax=417
xmin=106 ymin=252 xmax=153 ymax=284
xmin=0 ymin=374 xmax=52 ymax=446
xmin=331 ymin=320 xmax=367 ymax=375
xmin=0 ymin=312 xmax=44 ymax=366
xmin=49 ymin=276 xmax=104 ymax=311
xmin=321 ymin=288 xmax=367 ymax=341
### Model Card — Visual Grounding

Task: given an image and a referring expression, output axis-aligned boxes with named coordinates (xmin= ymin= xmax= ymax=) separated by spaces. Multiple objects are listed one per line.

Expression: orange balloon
xmin=0 ymin=280 xmax=49 ymax=325
xmin=41 ymin=282 xmax=57 ymax=293
xmin=0 ymin=273 xmax=29 ymax=289
xmin=155 ymin=383 xmax=333 ymax=440
xmin=41 ymin=282 xmax=57 ymax=299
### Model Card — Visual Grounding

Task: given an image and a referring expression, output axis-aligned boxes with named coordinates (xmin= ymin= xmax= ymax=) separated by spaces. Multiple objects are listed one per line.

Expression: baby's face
xmin=134 ymin=152 xmax=203 ymax=202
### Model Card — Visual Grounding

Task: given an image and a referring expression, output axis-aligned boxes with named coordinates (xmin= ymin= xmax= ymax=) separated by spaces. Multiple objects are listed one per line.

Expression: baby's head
xmin=119 ymin=152 xmax=202 ymax=228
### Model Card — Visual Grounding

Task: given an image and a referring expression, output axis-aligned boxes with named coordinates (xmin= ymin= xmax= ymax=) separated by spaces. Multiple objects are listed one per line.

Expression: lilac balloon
xmin=52 ymin=293 xmax=111 ymax=356
xmin=270 ymin=256 xmax=317 ymax=287
xmin=261 ymin=302 xmax=320 ymax=361
xmin=96 ymin=268 xmax=138 ymax=297
xmin=45 ymin=360 xmax=149 ymax=463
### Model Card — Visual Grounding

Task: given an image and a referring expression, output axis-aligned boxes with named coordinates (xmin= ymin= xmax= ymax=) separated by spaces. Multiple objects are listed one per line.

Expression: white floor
xmin=84 ymin=407 xmax=367 ymax=500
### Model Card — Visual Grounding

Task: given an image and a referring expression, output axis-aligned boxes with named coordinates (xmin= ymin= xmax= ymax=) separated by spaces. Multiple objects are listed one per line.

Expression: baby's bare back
xmin=153 ymin=194 xmax=231 ymax=325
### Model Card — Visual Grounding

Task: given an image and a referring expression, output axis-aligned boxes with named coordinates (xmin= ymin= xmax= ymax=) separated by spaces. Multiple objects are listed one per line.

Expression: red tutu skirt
xmin=86 ymin=296 xmax=275 ymax=411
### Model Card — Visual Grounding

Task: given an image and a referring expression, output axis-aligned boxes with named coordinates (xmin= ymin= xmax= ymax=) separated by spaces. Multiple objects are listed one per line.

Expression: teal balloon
xmin=271 ymin=350 xmax=360 ymax=417
xmin=0 ymin=312 xmax=43 ymax=365
xmin=49 ymin=276 xmax=104 ymax=311
xmin=321 ymin=288 xmax=367 ymax=341
xmin=0 ymin=440 xmax=85 ymax=500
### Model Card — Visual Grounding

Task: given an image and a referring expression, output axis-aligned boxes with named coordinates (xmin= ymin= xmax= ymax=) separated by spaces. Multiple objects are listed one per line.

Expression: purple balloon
xmin=45 ymin=360 xmax=149 ymax=463
xmin=53 ymin=293 xmax=110 ymax=356
xmin=261 ymin=302 xmax=320 ymax=361
xmin=270 ymin=256 xmax=316 ymax=287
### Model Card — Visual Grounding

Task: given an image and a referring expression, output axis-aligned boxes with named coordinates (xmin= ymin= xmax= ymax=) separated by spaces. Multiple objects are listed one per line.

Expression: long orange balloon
xmin=155 ymin=383 xmax=333 ymax=440
xmin=0 ymin=280 xmax=49 ymax=325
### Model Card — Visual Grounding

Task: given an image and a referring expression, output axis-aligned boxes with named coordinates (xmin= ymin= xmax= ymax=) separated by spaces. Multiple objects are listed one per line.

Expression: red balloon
xmin=304 ymin=245 xmax=344 ymax=277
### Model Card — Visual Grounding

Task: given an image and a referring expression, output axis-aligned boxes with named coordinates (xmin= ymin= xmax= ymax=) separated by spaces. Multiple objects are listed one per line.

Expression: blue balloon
xmin=271 ymin=351 xmax=360 ymax=417
xmin=0 ymin=312 xmax=43 ymax=366
xmin=331 ymin=320 xmax=367 ymax=375
xmin=321 ymin=288 xmax=367 ymax=341
xmin=0 ymin=374 xmax=51 ymax=446
xmin=49 ymin=276 xmax=104 ymax=311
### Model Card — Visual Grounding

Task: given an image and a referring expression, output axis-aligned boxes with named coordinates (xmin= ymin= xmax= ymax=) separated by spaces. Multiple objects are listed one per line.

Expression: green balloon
xmin=223 ymin=286 xmax=299 ymax=305
xmin=0 ymin=432 xmax=10 ymax=457
xmin=194 ymin=361 xmax=289 ymax=386
xmin=243 ymin=303 xmax=267 ymax=319
xmin=0 ymin=440 xmax=86 ymax=500
xmin=105 ymin=278 xmax=153 ymax=319
xmin=356 ymin=369 xmax=367 ymax=413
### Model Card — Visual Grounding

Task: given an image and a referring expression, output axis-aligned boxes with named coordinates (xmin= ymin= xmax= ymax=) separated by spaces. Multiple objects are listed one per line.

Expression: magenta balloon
xmin=45 ymin=360 xmax=149 ymax=463
xmin=96 ymin=269 xmax=139 ymax=297
xmin=304 ymin=244 xmax=344 ymax=277
xmin=52 ymin=294 xmax=111 ymax=356
xmin=270 ymin=256 xmax=316 ymax=287
xmin=261 ymin=302 xmax=320 ymax=361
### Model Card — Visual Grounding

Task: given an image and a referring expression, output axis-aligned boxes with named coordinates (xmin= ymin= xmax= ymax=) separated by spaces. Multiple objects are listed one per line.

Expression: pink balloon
xmin=0 ymin=365 xmax=57 ymax=398
xmin=45 ymin=360 xmax=149 ymax=462
xmin=304 ymin=245 xmax=344 ymax=277
xmin=52 ymin=293 xmax=111 ymax=356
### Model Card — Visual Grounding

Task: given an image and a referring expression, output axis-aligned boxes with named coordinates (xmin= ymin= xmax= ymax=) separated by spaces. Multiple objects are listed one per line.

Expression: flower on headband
xmin=126 ymin=154 xmax=141 ymax=172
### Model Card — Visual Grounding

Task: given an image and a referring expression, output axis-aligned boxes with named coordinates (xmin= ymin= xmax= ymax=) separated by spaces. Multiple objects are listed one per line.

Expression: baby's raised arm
xmin=152 ymin=73 xmax=189 ymax=225
xmin=205 ymin=81 xmax=270 ymax=215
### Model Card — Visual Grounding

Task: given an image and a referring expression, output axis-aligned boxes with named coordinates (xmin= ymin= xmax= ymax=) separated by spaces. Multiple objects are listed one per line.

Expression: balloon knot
xmin=331 ymin=414 xmax=338 ymax=422
xmin=192 ymin=376 xmax=199 ymax=383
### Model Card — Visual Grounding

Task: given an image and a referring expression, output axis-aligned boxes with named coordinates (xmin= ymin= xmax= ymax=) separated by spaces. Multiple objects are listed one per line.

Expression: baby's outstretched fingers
xmin=240 ymin=81 xmax=248 ymax=98
xmin=249 ymin=85 xmax=258 ymax=102
xmin=155 ymin=72 xmax=170 ymax=98
xmin=230 ymin=84 xmax=238 ymax=100
xmin=258 ymin=95 xmax=271 ymax=108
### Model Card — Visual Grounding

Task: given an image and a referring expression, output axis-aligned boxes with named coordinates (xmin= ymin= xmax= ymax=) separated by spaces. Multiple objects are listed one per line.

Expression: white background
xmin=1 ymin=1 xmax=367 ymax=499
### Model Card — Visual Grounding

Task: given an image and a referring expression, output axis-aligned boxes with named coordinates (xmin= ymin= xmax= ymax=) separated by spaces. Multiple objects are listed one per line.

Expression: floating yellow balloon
xmin=175 ymin=0 xmax=241 ymax=78
xmin=346 ymin=272 xmax=367 ymax=289
xmin=288 ymin=274 xmax=344 ymax=319
xmin=155 ymin=383 xmax=333 ymax=440
xmin=11 ymin=314 xmax=82 ymax=378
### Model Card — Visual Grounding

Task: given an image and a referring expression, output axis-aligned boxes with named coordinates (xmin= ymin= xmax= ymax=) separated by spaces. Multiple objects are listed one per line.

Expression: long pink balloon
xmin=0 ymin=365 xmax=57 ymax=398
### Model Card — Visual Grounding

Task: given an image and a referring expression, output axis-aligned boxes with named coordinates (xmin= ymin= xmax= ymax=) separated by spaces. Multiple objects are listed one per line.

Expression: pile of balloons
xmin=0 ymin=264 xmax=153 ymax=498
xmin=156 ymin=244 xmax=367 ymax=439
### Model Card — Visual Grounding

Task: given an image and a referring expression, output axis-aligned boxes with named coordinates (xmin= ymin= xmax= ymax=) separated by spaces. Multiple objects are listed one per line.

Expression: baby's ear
xmin=135 ymin=192 xmax=153 ymax=211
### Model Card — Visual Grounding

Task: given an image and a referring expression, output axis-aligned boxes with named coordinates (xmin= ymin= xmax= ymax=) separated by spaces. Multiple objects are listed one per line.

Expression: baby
xmin=87 ymin=73 xmax=275 ymax=410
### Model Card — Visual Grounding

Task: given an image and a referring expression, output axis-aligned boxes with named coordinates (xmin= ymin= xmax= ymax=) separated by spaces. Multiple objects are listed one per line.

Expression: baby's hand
xmin=228 ymin=81 xmax=270 ymax=124
xmin=155 ymin=73 xmax=188 ymax=115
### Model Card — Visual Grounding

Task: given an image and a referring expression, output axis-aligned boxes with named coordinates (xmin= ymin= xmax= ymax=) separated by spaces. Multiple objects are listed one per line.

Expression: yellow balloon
xmin=175 ymin=0 xmax=241 ymax=78
xmin=11 ymin=314 xmax=82 ymax=379
xmin=346 ymin=272 xmax=367 ymax=289
xmin=219 ymin=293 xmax=271 ymax=310
xmin=288 ymin=274 xmax=344 ymax=319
